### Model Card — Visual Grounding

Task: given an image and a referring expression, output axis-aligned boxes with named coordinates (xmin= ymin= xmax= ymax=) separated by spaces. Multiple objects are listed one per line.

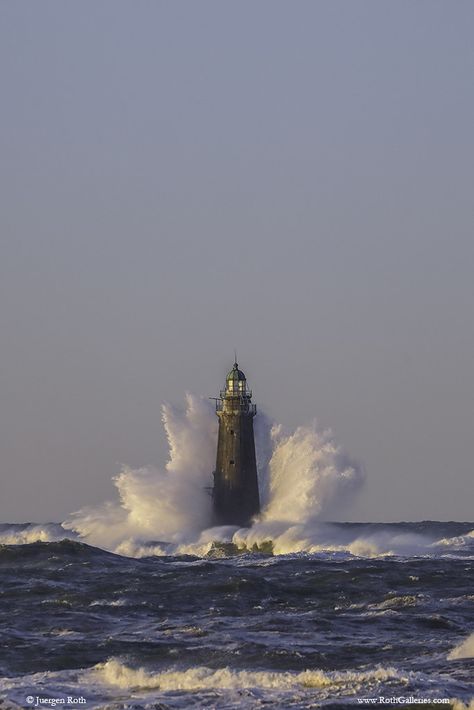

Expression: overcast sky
xmin=1 ymin=1 xmax=473 ymax=523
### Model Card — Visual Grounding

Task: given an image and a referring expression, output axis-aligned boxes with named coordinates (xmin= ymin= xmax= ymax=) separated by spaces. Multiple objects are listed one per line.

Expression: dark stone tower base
xmin=213 ymin=363 xmax=260 ymax=527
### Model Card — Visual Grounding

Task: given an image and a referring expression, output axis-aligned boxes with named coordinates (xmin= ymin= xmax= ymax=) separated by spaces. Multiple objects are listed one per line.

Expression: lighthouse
xmin=212 ymin=362 xmax=260 ymax=526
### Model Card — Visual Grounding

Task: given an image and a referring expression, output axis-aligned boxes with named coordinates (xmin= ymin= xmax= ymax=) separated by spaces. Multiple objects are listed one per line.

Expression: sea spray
xmin=0 ymin=522 xmax=69 ymax=545
xmin=233 ymin=418 xmax=364 ymax=554
xmin=64 ymin=394 xmax=364 ymax=555
xmin=60 ymin=392 xmax=474 ymax=557
xmin=64 ymin=394 xmax=217 ymax=549
xmin=261 ymin=421 xmax=362 ymax=523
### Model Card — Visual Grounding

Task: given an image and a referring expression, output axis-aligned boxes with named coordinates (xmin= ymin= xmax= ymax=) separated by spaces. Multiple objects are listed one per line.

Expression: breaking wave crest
xmin=0 ymin=523 xmax=70 ymax=545
xmin=92 ymin=658 xmax=406 ymax=691
xmin=448 ymin=632 xmax=474 ymax=660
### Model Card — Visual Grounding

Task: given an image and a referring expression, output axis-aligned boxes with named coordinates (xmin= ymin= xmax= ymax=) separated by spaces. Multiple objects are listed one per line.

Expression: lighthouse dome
xmin=226 ymin=363 xmax=246 ymax=383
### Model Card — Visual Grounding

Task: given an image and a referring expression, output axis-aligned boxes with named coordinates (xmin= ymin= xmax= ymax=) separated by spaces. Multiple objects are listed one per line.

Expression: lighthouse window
xmin=230 ymin=429 xmax=234 ymax=435
xmin=229 ymin=460 xmax=234 ymax=465
xmin=238 ymin=381 xmax=245 ymax=391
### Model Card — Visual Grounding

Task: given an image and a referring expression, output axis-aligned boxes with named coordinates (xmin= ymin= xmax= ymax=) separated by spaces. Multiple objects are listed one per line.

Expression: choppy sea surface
xmin=0 ymin=521 xmax=473 ymax=709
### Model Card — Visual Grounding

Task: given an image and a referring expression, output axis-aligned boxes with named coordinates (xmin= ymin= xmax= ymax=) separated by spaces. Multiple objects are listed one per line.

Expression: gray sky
xmin=1 ymin=1 xmax=473 ymax=523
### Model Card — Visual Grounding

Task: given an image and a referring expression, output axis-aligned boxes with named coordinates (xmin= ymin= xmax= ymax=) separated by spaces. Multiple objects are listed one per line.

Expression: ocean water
xmin=0 ymin=521 xmax=473 ymax=709
xmin=1 ymin=398 xmax=472 ymax=708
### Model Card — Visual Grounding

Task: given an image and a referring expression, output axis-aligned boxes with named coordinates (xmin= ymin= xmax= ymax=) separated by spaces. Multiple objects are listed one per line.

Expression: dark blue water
xmin=0 ymin=522 xmax=473 ymax=709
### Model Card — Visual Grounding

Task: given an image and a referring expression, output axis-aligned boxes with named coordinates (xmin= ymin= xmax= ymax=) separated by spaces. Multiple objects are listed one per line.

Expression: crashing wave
xmin=92 ymin=658 xmax=407 ymax=691
xmin=63 ymin=394 xmax=365 ymax=557
xmin=7 ymin=394 xmax=471 ymax=560
xmin=0 ymin=523 xmax=73 ymax=545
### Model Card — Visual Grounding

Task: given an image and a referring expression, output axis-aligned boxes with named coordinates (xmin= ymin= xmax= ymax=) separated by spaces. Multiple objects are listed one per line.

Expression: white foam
xmin=89 ymin=599 xmax=127 ymax=607
xmin=370 ymin=595 xmax=420 ymax=611
xmin=232 ymin=524 xmax=433 ymax=558
xmin=92 ymin=658 xmax=405 ymax=691
xmin=435 ymin=530 xmax=474 ymax=549
xmin=448 ymin=633 xmax=474 ymax=660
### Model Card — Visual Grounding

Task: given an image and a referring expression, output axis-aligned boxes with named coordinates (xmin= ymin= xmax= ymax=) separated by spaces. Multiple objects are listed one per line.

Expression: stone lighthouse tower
xmin=213 ymin=362 xmax=260 ymax=526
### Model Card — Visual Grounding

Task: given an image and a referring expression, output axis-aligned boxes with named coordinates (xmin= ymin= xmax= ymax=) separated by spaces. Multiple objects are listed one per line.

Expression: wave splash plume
xmin=64 ymin=395 xmax=216 ymax=553
xmin=61 ymin=394 xmax=364 ymax=556
xmin=4 ymin=394 xmax=470 ymax=559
